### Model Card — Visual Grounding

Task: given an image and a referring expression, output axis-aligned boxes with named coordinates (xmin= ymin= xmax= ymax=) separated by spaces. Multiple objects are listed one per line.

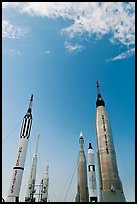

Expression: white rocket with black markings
xmin=88 ymin=143 xmax=98 ymax=202
xmin=6 ymin=95 xmax=33 ymax=202
xmin=95 ymin=81 xmax=126 ymax=202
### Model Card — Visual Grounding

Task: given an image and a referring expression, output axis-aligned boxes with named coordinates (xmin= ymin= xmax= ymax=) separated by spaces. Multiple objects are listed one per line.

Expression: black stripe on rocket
xmin=13 ymin=167 xmax=24 ymax=170
xmin=20 ymin=117 xmax=32 ymax=139
xmin=27 ymin=119 xmax=32 ymax=139
xmin=88 ymin=165 xmax=95 ymax=172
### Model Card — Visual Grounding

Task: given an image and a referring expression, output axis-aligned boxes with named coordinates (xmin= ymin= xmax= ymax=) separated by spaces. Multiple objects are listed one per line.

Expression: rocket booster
xmin=25 ymin=133 xmax=39 ymax=202
xmin=6 ymin=95 xmax=33 ymax=202
xmin=88 ymin=143 xmax=98 ymax=202
xmin=95 ymin=81 xmax=126 ymax=202
xmin=75 ymin=132 xmax=89 ymax=202
xmin=39 ymin=165 xmax=49 ymax=202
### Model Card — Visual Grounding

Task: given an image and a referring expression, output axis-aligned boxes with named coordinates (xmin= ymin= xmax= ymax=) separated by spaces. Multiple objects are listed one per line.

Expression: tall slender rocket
xmin=88 ymin=143 xmax=98 ymax=202
xmin=6 ymin=95 xmax=33 ymax=202
xmin=25 ymin=133 xmax=39 ymax=202
xmin=39 ymin=165 xmax=49 ymax=202
xmin=95 ymin=81 xmax=126 ymax=202
xmin=75 ymin=132 xmax=89 ymax=202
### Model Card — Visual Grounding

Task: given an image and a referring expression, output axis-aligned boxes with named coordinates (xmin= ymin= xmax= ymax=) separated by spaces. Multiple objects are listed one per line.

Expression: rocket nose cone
xmin=79 ymin=132 xmax=84 ymax=148
xmin=80 ymin=131 xmax=83 ymax=138
xmin=88 ymin=143 xmax=93 ymax=149
xmin=45 ymin=165 xmax=49 ymax=173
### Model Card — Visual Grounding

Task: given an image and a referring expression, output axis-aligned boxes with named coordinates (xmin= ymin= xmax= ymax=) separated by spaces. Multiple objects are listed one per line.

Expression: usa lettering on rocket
xmin=95 ymin=81 xmax=126 ymax=202
xmin=6 ymin=95 xmax=33 ymax=202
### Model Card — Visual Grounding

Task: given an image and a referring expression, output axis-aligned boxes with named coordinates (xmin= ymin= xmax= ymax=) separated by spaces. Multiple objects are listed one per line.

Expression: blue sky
xmin=2 ymin=2 xmax=135 ymax=202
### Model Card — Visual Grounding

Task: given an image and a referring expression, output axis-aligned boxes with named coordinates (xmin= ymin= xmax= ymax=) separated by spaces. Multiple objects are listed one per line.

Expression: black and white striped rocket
xmin=6 ymin=95 xmax=33 ymax=202
xmin=25 ymin=133 xmax=39 ymax=202
xmin=95 ymin=81 xmax=126 ymax=202
xmin=88 ymin=143 xmax=98 ymax=202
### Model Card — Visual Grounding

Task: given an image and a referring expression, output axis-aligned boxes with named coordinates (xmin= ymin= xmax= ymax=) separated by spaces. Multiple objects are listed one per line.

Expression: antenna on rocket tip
xmin=29 ymin=94 xmax=33 ymax=107
xmin=29 ymin=94 xmax=33 ymax=105
xmin=96 ymin=81 xmax=105 ymax=107
xmin=27 ymin=94 xmax=33 ymax=113
xmin=96 ymin=80 xmax=100 ymax=95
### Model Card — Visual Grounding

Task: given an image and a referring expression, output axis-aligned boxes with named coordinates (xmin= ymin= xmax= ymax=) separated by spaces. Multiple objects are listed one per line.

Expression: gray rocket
xmin=75 ymin=132 xmax=89 ymax=202
xmin=6 ymin=95 xmax=33 ymax=202
xmin=95 ymin=81 xmax=126 ymax=202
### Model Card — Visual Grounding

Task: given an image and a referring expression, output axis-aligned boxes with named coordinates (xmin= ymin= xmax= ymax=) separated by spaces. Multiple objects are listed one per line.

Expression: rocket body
xmin=25 ymin=155 xmax=37 ymax=202
xmin=76 ymin=132 xmax=89 ymax=202
xmin=6 ymin=95 xmax=33 ymax=202
xmin=95 ymin=87 xmax=126 ymax=202
xmin=25 ymin=134 xmax=39 ymax=202
xmin=40 ymin=165 xmax=49 ymax=202
xmin=88 ymin=143 xmax=98 ymax=202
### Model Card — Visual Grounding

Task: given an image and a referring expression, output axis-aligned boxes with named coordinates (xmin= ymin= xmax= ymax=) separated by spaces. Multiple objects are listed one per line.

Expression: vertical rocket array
xmin=5 ymin=80 xmax=127 ymax=202
xmin=25 ymin=133 xmax=39 ymax=202
xmin=87 ymin=143 xmax=98 ymax=202
xmin=75 ymin=132 xmax=89 ymax=202
xmin=6 ymin=95 xmax=33 ymax=202
xmin=95 ymin=81 xmax=126 ymax=202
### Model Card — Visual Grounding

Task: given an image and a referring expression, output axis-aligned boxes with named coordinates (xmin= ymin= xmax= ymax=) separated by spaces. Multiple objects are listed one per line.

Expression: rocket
xmin=88 ymin=143 xmax=98 ymax=202
xmin=95 ymin=81 xmax=126 ymax=202
xmin=39 ymin=165 xmax=49 ymax=202
xmin=75 ymin=132 xmax=89 ymax=202
xmin=6 ymin=95 xmax=33 ymax=202
xmin=25 ymin=133 xmax=39 ymax=202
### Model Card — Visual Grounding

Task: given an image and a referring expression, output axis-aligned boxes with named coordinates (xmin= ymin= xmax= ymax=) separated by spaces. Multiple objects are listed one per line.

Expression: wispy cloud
xmin=2 ymin=20 xmax=29 ymax=39
xmin=64 ymin=41 xmax=84 ymax=54
xmin=41 ymin=50 xmax=50 ymax=55
xmin=108 ymin=48 xmax=135 ymax=61
xmin=2 ymin=2 xmax=135 ymax=59
xmin=4 ymin=49 xmax=21 ymax=56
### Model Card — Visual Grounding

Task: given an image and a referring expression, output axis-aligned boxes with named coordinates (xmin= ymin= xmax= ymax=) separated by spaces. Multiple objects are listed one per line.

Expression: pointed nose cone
xmin=80 ymin=131 xmax=83 ymax=139
xmin=27 ymin=94 xmax=33 ymax=115
xmin=88 ymin=142 xmax=93 ymax=149
xmin=45 ymin=165 xmax=49 ymax=174
xmin=79 ymin=131 xmax=84 ymax=150
xmin=44 ymin=165 xmax=49 ymax=178
xmin=96 ymin=81 xmax=105 ymax=107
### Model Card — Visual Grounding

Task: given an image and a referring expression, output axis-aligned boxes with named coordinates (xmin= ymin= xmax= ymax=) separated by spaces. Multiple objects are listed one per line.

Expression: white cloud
xmin=41 ymin=50 xmax=50 ymax=55
xmin=109 ymin=48 xmax=135 ymax=61
xmin=2 ymin=2 xmax=135 ymax=59
xmin=64 ymin=41 xmax=84 ymax=53
xmin=2 ymin=20 xmax=29 ymax=39
xmin=4 ymin=49 xmax=21 ymax=56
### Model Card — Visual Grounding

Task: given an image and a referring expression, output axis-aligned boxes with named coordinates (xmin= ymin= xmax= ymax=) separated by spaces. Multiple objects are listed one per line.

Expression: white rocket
xmin=88 ymin=143 xmax=98 ymax=202
xmin=6 ymin=95 xmax=33 ymax=202
xmin=75 ymin=132 xmax=89 ymax=202
xmin=95 ymin=81 xmax=126 ymax=202
xmin=25 ymin=133 xmax=39 ymax=202
xmin=39 ymin=165 xmax=49 ymax=202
